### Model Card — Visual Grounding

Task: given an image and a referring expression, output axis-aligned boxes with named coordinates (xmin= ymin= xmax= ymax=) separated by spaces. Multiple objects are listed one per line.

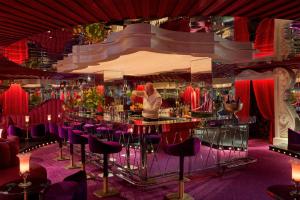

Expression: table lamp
xmin=0 ymin=129 xmax=3 ymax=138
xmin=291 ymin=159 xmax=300 ymax=196
xmin=17 ymin=153 xmax=32 ymax=188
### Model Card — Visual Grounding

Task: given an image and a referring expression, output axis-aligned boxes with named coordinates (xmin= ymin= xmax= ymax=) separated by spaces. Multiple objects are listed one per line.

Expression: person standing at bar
xmin=131 ymin=82 xmax=162 ymax=121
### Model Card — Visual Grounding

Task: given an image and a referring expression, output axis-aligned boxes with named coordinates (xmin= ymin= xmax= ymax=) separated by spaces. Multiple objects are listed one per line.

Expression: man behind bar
xmin=131 ymin=82 xmax=162 ymax=121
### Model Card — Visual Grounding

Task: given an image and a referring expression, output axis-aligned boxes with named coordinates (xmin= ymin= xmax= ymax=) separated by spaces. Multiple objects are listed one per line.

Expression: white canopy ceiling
xmin=72 ymin=51 xmax=211 ymax=81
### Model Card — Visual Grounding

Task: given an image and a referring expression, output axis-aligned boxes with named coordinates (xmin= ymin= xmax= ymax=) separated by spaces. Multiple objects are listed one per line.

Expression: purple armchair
xmin=7 ymin=125 xmax=23 ymax=138
xmin=288 ymin=128 xmax=300 ymax=151
xmin=41 ymin=170 xmax=87 ymax=200
xmin=31 ymin=123 xmax=46 ymax=139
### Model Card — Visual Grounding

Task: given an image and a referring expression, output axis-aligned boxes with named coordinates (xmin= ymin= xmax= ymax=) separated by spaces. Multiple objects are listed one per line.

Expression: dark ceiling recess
xmin=1 ymin=0 xmax=300 ymax=46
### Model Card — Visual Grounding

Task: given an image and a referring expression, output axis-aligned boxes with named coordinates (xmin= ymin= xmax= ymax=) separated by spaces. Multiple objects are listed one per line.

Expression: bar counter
xmin=67 ymin=112 xmax=250 ymax=186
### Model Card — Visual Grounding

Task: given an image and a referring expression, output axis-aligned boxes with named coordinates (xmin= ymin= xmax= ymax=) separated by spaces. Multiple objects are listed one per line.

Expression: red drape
xmin=3 ymin=84 xmax=28 ymax=115
xmin=252 ymin=79 xmax=275 ymax=143
xmin=254 ymin=18 xmax=274 ymax=58
xmin=235 ymin=80 xmax=250 ymax=122
xmin=3 ymin=39 xmax=28 ymax=64
xmin=234 ymin=17 xmax=249 ymax=42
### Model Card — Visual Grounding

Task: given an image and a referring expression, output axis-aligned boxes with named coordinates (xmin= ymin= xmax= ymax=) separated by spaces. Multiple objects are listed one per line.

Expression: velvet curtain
xmin=234 ymin=17 xmax=249 ymax=42
xmin=254 ymin=18 xmax=274 ymax=58
xmin=235 ymin=80 xmax=250 ymax=122
xmin=3 ymin=84 xmax=28 ymax=115
xmin=252 ymin=79 xmax=275 ymax=143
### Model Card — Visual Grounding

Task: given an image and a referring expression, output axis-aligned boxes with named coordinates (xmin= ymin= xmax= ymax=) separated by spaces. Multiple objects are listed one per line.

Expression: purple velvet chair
xmin=30 ymin=124 xmax=46 ymax=139
xmin=7 ymin=125 xmax=23 ymax=138
xmin=88 ymin=135 xmax=122 ymax=198
xmin=288 ymin=128 xmax=300 ymax=151
xmin=163 ymin=137 xmax=201 ymax=200
xmin=66 ymin=129 xmax=86 ymax=170
xmin=41 ymin=170 xmax=87 ymax=200
xmin=56 ymin=125 xmax=70 ymax=161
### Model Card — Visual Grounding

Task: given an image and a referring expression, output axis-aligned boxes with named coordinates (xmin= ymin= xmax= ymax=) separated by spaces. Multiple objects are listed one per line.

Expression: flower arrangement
xmin=83 ymin=87 xmax=104 ymax=112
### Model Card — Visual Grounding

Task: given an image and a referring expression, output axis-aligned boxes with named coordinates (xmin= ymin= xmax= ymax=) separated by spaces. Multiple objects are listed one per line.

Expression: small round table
xmin=0 ymin=178 xmax=51 ymax=200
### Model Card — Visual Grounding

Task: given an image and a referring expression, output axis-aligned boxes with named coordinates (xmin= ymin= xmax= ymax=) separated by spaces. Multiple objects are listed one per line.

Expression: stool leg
xmin=56 ymin=138 xmax=69 ymax=161
xmin=66 ymin=144 xmax=81 ymax=169
xmin=93 ymin=153 xmax=119 ymax=198
xmin=81 ymin=143 xmax=86 ymax=171
xmin=179 ymin=155 xmax=184 ymax=199
xmin=103 ymin=153 xmax=108 ymax=193
xmin=165 ymin=155 xmax=194 ymax=200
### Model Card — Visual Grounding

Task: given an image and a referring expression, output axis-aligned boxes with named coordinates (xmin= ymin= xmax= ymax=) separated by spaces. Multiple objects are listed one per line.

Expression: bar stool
xmin=83 ymin=123 xmax=95 ymax=134
xmin=66 ymin=129 xmax=84 ymax=169
xmin=56 ymin=125 xmax=70 ymax=161
xmin=163 ymin=137 xmax=201 ymax=200
xmin=96 ymin=126 xmax=113 ymax=140
xmin=49 ymin=122 xmax=59 ymax=138
xmin=69 ymin=132 xmax=89 ymax=171
xmin=88 ymin=135 xmax=122 ymax=198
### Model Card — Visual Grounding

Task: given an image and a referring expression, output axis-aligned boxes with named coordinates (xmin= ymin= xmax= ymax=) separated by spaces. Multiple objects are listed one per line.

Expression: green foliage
xmin=83 ymin=87 xmax=103 ymax=110
xmin=85 ymin=23 xmax=107 ymax=44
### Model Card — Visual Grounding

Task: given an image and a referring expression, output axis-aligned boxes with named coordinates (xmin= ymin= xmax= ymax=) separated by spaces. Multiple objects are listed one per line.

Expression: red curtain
xmin=254 ymin=18 xmax=274 ymax=58
xmin=3 ymin=39 xmax=28 ymax=64
xmin=3 ymin=84 xmax=28 ymax=115
xmin=252 ymin=79 xmax=275 ymax=143
xmin=235 ymin=80 xmax=250 ymax=122
xmin=234 ymin=17 xmax=249 ymax=42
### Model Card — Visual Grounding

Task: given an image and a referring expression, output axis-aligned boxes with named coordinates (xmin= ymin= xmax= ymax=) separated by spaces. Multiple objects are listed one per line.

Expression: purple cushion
xmin=58 ymin=126 xmax=70 ymax=139
xmin=88 ymin=135 xmax=122 ymax=154
xmin=68 ymin=129 xmax=87 ymax=144
xmin=164 ymin=137 xmax=201 ymax=157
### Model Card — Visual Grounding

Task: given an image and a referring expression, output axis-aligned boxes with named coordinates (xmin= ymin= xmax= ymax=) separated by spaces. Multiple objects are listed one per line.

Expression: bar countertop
xmin=68 ymin=112 xmax=201 ymax=126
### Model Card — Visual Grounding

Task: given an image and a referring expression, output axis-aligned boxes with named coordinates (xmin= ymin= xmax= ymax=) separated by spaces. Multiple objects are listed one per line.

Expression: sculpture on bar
xmin=223 ymin=96 xmax=243 ymax=122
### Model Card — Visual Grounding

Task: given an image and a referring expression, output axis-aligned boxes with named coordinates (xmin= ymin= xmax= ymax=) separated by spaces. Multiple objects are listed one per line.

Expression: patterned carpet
xmin=30 ymin=139 xmax=290 ymax=200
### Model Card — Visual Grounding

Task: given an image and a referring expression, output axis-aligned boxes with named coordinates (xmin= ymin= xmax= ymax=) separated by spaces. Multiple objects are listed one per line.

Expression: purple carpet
xmin=30 ymin=139 xmax=291 ymax=200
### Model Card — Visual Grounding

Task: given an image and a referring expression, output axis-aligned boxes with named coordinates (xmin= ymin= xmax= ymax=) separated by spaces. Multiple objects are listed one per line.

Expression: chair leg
xmin=93 ymin=154 xmax=119 ymax=198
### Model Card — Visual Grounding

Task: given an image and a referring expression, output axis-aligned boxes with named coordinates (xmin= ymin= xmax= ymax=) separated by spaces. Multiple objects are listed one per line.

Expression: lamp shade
xmin=25 ymin=115 xmax=30 ymax=123
xmin=17 ymin=153 xmax=31 ymax=174
xmin=0 ymin=129 xmax=2 ymax=138
xmin=47 ymin=114 xmax=51 ymax=121
xmin=291 ymin=159 xmax=300 ymax=182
